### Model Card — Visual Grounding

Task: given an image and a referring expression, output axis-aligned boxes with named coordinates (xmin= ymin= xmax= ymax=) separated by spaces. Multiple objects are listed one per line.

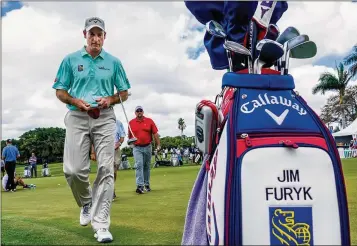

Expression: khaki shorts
xmin=114 ymin=147 xmax=121 ymax=171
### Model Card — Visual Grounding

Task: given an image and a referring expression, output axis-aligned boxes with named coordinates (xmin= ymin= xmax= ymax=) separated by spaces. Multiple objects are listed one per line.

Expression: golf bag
xmin=23 ymin=165 xmax=31 ymax=178
xmin=171 ymin=153 xmax=179 ymax=167
xmin=183 ymin=73 xmax=350 ymax=245
xmin=42 ymin=163 xmax=50 ymax=177
xmin=119 ymin=155 xmax=131 ymax=170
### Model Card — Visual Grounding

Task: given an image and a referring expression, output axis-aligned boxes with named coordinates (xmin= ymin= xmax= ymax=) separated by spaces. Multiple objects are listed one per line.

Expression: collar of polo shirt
xmin=81 ymin=46 xmax=107 ymax=59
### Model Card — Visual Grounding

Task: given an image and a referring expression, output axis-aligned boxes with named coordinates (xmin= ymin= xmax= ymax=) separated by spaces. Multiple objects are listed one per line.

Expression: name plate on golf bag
xmin=207 ymin=73 xmax=350 ymax=245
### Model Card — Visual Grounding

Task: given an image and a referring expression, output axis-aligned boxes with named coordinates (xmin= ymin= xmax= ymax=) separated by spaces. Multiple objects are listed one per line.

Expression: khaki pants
xmin=63 ymin=107 xmax=115 ymax=231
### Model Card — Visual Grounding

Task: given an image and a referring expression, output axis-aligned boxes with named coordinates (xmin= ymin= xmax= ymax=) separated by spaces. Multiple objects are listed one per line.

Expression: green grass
xmin=2 ymin=158 xmax=357 ymax=245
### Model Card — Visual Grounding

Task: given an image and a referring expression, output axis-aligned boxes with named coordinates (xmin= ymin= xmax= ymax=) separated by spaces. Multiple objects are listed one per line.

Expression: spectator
xmin=128 ymin=106 xmax=160 ymax=194
xmin=2 ymin=174 xmax=31 ymax=191
xmin=1 ymin=139 xmax=20 ymax=191
xmin=29 ymin=152 xmax=37 ymax=178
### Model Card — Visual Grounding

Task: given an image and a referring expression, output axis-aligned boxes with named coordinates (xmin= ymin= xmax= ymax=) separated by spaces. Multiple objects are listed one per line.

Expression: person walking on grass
xmin=1 ymin=139 xmax=20 ymax=192
xmin=29 ymin=152 xmax=37 ymax=178
xmin=128 ymin=106 xmax=160 ymax=194
xmin=52 ymin=16 xmax=131 ymax=243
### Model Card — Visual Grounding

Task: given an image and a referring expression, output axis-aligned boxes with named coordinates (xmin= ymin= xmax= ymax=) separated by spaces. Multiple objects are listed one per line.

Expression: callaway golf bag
xmin=190 ymin=73 xmax=351 ymax=245
xmin=182 ymin=1 xmax=351 ymax=245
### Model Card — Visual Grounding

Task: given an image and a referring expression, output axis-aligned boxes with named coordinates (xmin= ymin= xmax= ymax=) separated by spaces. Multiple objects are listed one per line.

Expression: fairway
xmin=2 ymin=158 xmax=357 ymax=245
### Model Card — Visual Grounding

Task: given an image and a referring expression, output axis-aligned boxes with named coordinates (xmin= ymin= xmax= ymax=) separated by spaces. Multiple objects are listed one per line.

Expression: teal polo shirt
xmin=52 ymin=47 xmax=131 ymax=110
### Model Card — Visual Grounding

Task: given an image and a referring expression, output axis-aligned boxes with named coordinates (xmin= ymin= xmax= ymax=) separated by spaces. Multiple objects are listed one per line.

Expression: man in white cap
xmin=128 ymin=106 xmax=160 ymax=194
xmin=52 ymin=16 xmax=131 ymax=243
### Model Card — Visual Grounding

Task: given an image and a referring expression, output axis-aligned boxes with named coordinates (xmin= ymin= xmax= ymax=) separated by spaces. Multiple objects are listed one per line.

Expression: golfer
xmin=128 ymin=106 xmax=160 ymax=194
xmin=52 ymin=16 xmax=130 ymax=243
xmin=1 ymin=139 xmax=20 ymax=191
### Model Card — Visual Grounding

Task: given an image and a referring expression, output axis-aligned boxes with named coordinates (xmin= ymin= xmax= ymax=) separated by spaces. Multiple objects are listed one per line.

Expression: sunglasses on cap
xmin=136 ymin=109 xmax=143 ymax=113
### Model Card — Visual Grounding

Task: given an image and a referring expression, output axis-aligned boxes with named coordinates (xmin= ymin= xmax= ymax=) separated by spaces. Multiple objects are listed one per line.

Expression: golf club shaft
xmin=118 ymin=93 xmax=136 ymax=138
xmin=247 ymin=57 xmax=253 ymax=74
xmin=284 ymin=50 xmax=291 ymax=75
xmin=226 ymin=50 xmax=233 ymax=72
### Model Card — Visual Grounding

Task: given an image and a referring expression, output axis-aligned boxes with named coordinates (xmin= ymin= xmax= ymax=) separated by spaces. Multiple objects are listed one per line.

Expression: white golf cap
xmin=84 ymin=17 xmax=105 ymax=32
xmin=135 ymin=106 xmax=143 ymax=111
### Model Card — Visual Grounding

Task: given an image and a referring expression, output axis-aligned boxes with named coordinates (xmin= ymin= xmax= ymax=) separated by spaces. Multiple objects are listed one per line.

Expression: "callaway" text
xmin=240 ymin=93 xmax=307 ymax=115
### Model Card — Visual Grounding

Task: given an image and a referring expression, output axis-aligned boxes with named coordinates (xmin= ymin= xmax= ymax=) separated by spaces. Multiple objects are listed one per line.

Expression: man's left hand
xmin=96 ymin=97 xmax=112 ymax=109
xmin=156 ymin=145 xmax=161 ymax=151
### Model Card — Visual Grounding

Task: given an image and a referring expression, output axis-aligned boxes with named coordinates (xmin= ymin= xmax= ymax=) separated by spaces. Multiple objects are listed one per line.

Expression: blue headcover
xmin=185 ymin=1 xmax=289 ymax=70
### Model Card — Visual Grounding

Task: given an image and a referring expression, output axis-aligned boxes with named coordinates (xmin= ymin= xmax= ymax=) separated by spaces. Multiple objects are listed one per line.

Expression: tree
xmin=177 ymin=118 xmax=186 ymax=137
xmin=344 ymin=45 xmax=357 ymax=78
xmin=319 ymin=85 xmax=357 ymax=127
xmin=312 ymin=62 xmax=353 ymax=128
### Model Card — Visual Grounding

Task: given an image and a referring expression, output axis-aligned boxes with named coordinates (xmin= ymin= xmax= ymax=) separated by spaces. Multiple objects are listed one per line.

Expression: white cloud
xmin=2 ymin=2 xmax=356 ymax=145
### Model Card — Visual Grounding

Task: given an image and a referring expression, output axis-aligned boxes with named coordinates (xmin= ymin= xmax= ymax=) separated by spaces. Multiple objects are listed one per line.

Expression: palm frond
xmin=348 ymin=63 xmax=357 ymax=78
xmin=337 ymin=62 xmax=344 ymax=83
xmin=312 ymin=72 xmax=340 ymax=94
xmin=344 ymin=46 xmax=357 ymax=66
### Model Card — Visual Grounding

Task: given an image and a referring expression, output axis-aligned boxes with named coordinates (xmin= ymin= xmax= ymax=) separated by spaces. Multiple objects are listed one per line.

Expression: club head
xmin=265 ymin=24 xmax=280 ymax=41
xmin=205 ymin=20 xmax=226 ymax=39
xmin=276 ymin=26 xmax=300 ymax=45
xmin=286 ymin=34 xmax=310 ymax=51
xmin=256 ymin=39 xmax=278 ymax=51
xmin=223 ymin=40 xmax=252 ymax=57
xmin=290 ymin=40 xmax=317 ymax=59
xmin=127 ymin=138 xmax=137 ymax=145
xmin=258 ymin=40 xmax=284 ymax=62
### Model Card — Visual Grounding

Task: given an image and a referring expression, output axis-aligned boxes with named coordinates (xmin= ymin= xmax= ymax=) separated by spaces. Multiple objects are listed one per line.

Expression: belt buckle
xmin=87 ymin=108 xmax=100 ymax=119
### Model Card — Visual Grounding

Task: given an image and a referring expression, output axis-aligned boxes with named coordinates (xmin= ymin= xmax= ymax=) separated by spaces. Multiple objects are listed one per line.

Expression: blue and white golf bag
xmin=23 ymin=165 xmax=31 ymax=178
xmin=183 ymin=73 xmax=351 ymax=245
xmin=42 ymin=163 xmax=50 ymax=177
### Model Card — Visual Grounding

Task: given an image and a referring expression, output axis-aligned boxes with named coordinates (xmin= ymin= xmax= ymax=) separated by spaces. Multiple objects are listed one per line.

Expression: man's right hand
xmin=56 ymin=90 xmax=91 ymax=111
xmin=71 ymin=98 xmax=91 ymax=112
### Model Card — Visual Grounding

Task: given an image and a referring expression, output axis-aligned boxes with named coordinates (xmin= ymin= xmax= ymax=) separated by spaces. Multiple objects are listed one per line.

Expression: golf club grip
xmin=249 ymin=20 xmax=257 ymax=61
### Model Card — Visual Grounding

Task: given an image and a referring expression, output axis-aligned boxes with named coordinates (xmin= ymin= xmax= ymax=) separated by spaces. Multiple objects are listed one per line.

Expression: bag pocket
xmin=227 ymin=134 xmax=344 ymax=245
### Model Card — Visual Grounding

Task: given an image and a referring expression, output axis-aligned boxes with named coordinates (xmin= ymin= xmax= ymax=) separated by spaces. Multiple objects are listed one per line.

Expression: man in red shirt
xmin=128 ymin=106 xmax=160 ymax=194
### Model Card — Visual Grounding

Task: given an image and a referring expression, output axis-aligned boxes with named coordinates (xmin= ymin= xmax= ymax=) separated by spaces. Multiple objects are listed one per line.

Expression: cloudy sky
xmin=2 ymin=1 xmax=357 ymax=145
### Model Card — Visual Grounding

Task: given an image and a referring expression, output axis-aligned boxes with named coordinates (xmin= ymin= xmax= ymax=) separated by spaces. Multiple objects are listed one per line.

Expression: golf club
xmin=284 ymin=40 xmax=317 ymax=75
xmin=205 ymin=20 xmax=234 ymax=72
xmin=275 ymin=26 xmax=300 ymax=71
xmin=281 ymin=34 xmax=310 ymax=75
xmin=118 ymin=92 xmax=137 ymax=145
xmin=223 ymin=40 xmax=253 ymax=73
xmin=254 ymin=39 xmax=284 ymax=74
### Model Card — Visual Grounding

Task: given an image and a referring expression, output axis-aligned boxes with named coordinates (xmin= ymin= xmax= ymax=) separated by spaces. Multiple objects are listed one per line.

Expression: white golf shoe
xmin=94 ymin=228 xmax=113 ymax=243
xmin=79 ymin=203 xmax=91 ymax=226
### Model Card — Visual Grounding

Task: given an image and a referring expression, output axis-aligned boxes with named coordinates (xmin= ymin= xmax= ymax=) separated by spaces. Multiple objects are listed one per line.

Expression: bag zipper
xmin=236 ymin=132 xmax=327 ymax=157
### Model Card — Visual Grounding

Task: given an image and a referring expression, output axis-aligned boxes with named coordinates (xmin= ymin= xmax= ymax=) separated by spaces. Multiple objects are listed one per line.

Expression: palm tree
xmin=178 ymin=118 xmax=186 ymax=137
xmin=312 ymin=62 xmax=353 ymax=129
xmin=344 ymin=45 xmax=357 ymax=78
